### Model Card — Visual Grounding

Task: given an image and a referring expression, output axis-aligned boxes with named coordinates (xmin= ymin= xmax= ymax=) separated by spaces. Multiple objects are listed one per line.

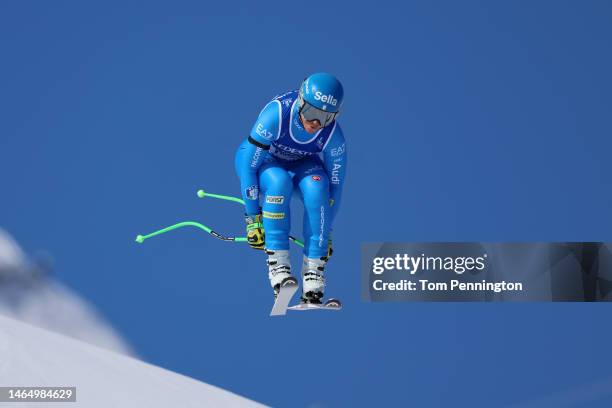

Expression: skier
xmin=234 ymin=73 xmax=347 ymax=305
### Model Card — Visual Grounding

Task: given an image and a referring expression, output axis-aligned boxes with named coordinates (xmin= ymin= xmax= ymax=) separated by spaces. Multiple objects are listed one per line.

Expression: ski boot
xmin=300 ymin=255 xmax=327 ymax=305
xmin=267 ymin=249 xmax=298 ymax=316
xmin=266 ymin=249 xmax=295 ymax=299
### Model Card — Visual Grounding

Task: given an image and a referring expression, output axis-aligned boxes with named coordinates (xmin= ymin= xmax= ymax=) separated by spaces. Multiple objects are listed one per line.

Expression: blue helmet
xmin=298 ymin=73 xmax=344 ymax=127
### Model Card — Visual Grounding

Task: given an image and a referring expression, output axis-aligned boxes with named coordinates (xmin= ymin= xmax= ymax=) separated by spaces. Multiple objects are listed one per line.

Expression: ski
xmin=288 ymin=298 xmax=342 ymax=312
xmin=269 ymin=277 xmax=298 ymax=316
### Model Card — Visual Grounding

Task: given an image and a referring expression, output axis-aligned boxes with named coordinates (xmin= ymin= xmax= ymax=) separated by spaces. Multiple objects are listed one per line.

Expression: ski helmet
xmin=298 ymin=73 xmax=344 ymax=127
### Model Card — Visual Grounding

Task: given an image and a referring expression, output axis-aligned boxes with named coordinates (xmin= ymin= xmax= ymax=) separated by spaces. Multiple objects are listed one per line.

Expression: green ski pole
xmin=135 ymin=190 xmax=304 ymax=247
xmin=135 ymin=221 xmax=247 ymax=244
xmin=196 ymin=189 xmax=304 ymax=247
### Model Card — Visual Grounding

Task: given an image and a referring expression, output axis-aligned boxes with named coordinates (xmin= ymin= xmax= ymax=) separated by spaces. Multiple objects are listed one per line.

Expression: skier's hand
xmin=245 ymin=214 xmax=265 ymax=250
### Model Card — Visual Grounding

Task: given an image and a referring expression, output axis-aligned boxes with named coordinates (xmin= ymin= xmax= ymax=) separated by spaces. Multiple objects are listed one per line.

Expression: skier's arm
xmin=236 ymin=100 xmax=281 ymax=215
xmin=236 ymin=140 xmax=269 ymax=215
xmin=322 ymin=124 xmax=347 ymax=226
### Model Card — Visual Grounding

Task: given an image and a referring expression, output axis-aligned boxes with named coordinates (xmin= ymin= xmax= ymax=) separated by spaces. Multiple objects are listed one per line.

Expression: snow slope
xmin=0 ymin=228 xmax=133 ymax=355
xmin=0 ymin=279 xmax=134 ymax=355
xmin=0 ymin=314 xmax=265 ymax=407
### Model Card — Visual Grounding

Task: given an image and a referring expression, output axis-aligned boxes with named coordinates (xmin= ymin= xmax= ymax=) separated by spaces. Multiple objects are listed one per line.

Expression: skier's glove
xmin=245 ymin=214 xmax=265 ymax=250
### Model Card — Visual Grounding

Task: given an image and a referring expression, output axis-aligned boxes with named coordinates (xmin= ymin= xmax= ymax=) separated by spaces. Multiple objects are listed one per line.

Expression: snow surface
xmin=0 ymin=280 xmax=134 ymax=355
xmin=0 ymin=314 xmax=266 ymax=407
xmin=0 ymin=228 xmax=133 ymax=355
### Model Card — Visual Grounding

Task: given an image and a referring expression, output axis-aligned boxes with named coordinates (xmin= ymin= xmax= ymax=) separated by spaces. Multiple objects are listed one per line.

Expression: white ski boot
xmin=300 ymin=255 xmax=327 ymax=304
xmin=265 ymin=249 xmax=294 ymax=298
xmin=267 ymin=249 xmax=298 ymax=316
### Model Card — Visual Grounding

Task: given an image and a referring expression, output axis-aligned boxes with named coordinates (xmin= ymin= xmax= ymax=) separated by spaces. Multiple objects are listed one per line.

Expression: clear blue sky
xmin=2 ymin=1 xmax=612 ymax=406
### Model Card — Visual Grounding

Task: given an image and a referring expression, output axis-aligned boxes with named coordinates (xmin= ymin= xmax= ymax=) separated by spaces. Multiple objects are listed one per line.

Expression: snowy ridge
xmin=0 ymin=280 xmax=134 ymax=355
xmin=0 ymin=314 xmax=266 ymax=407
xmin=0 ymin=228 xmax=133 ymax=355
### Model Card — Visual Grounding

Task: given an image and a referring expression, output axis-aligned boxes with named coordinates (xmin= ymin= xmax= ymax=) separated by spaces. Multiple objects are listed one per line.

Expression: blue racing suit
xmin=234 ymin=90 xmax=347 ymax=258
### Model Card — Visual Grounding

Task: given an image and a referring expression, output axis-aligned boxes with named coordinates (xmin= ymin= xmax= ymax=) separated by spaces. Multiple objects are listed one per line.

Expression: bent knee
xmin=300 ymin=175 xmax=330 ymax=209
xmin=300 ymin=173 xmax=330 ymax=195
xmin=260 ymin=168 xmax=293 ymax=196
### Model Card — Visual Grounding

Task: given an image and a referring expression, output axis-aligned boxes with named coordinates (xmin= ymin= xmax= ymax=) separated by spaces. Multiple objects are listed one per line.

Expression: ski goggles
xmin=297 ymin=95 xmax=338 ymax=128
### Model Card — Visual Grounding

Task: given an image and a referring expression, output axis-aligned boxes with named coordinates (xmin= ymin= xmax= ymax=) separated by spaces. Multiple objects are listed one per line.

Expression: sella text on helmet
xmin=314 ymin=91 xmax=338 ymax=107
xmin=372 ymin=253 xmax=487 ymax=275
